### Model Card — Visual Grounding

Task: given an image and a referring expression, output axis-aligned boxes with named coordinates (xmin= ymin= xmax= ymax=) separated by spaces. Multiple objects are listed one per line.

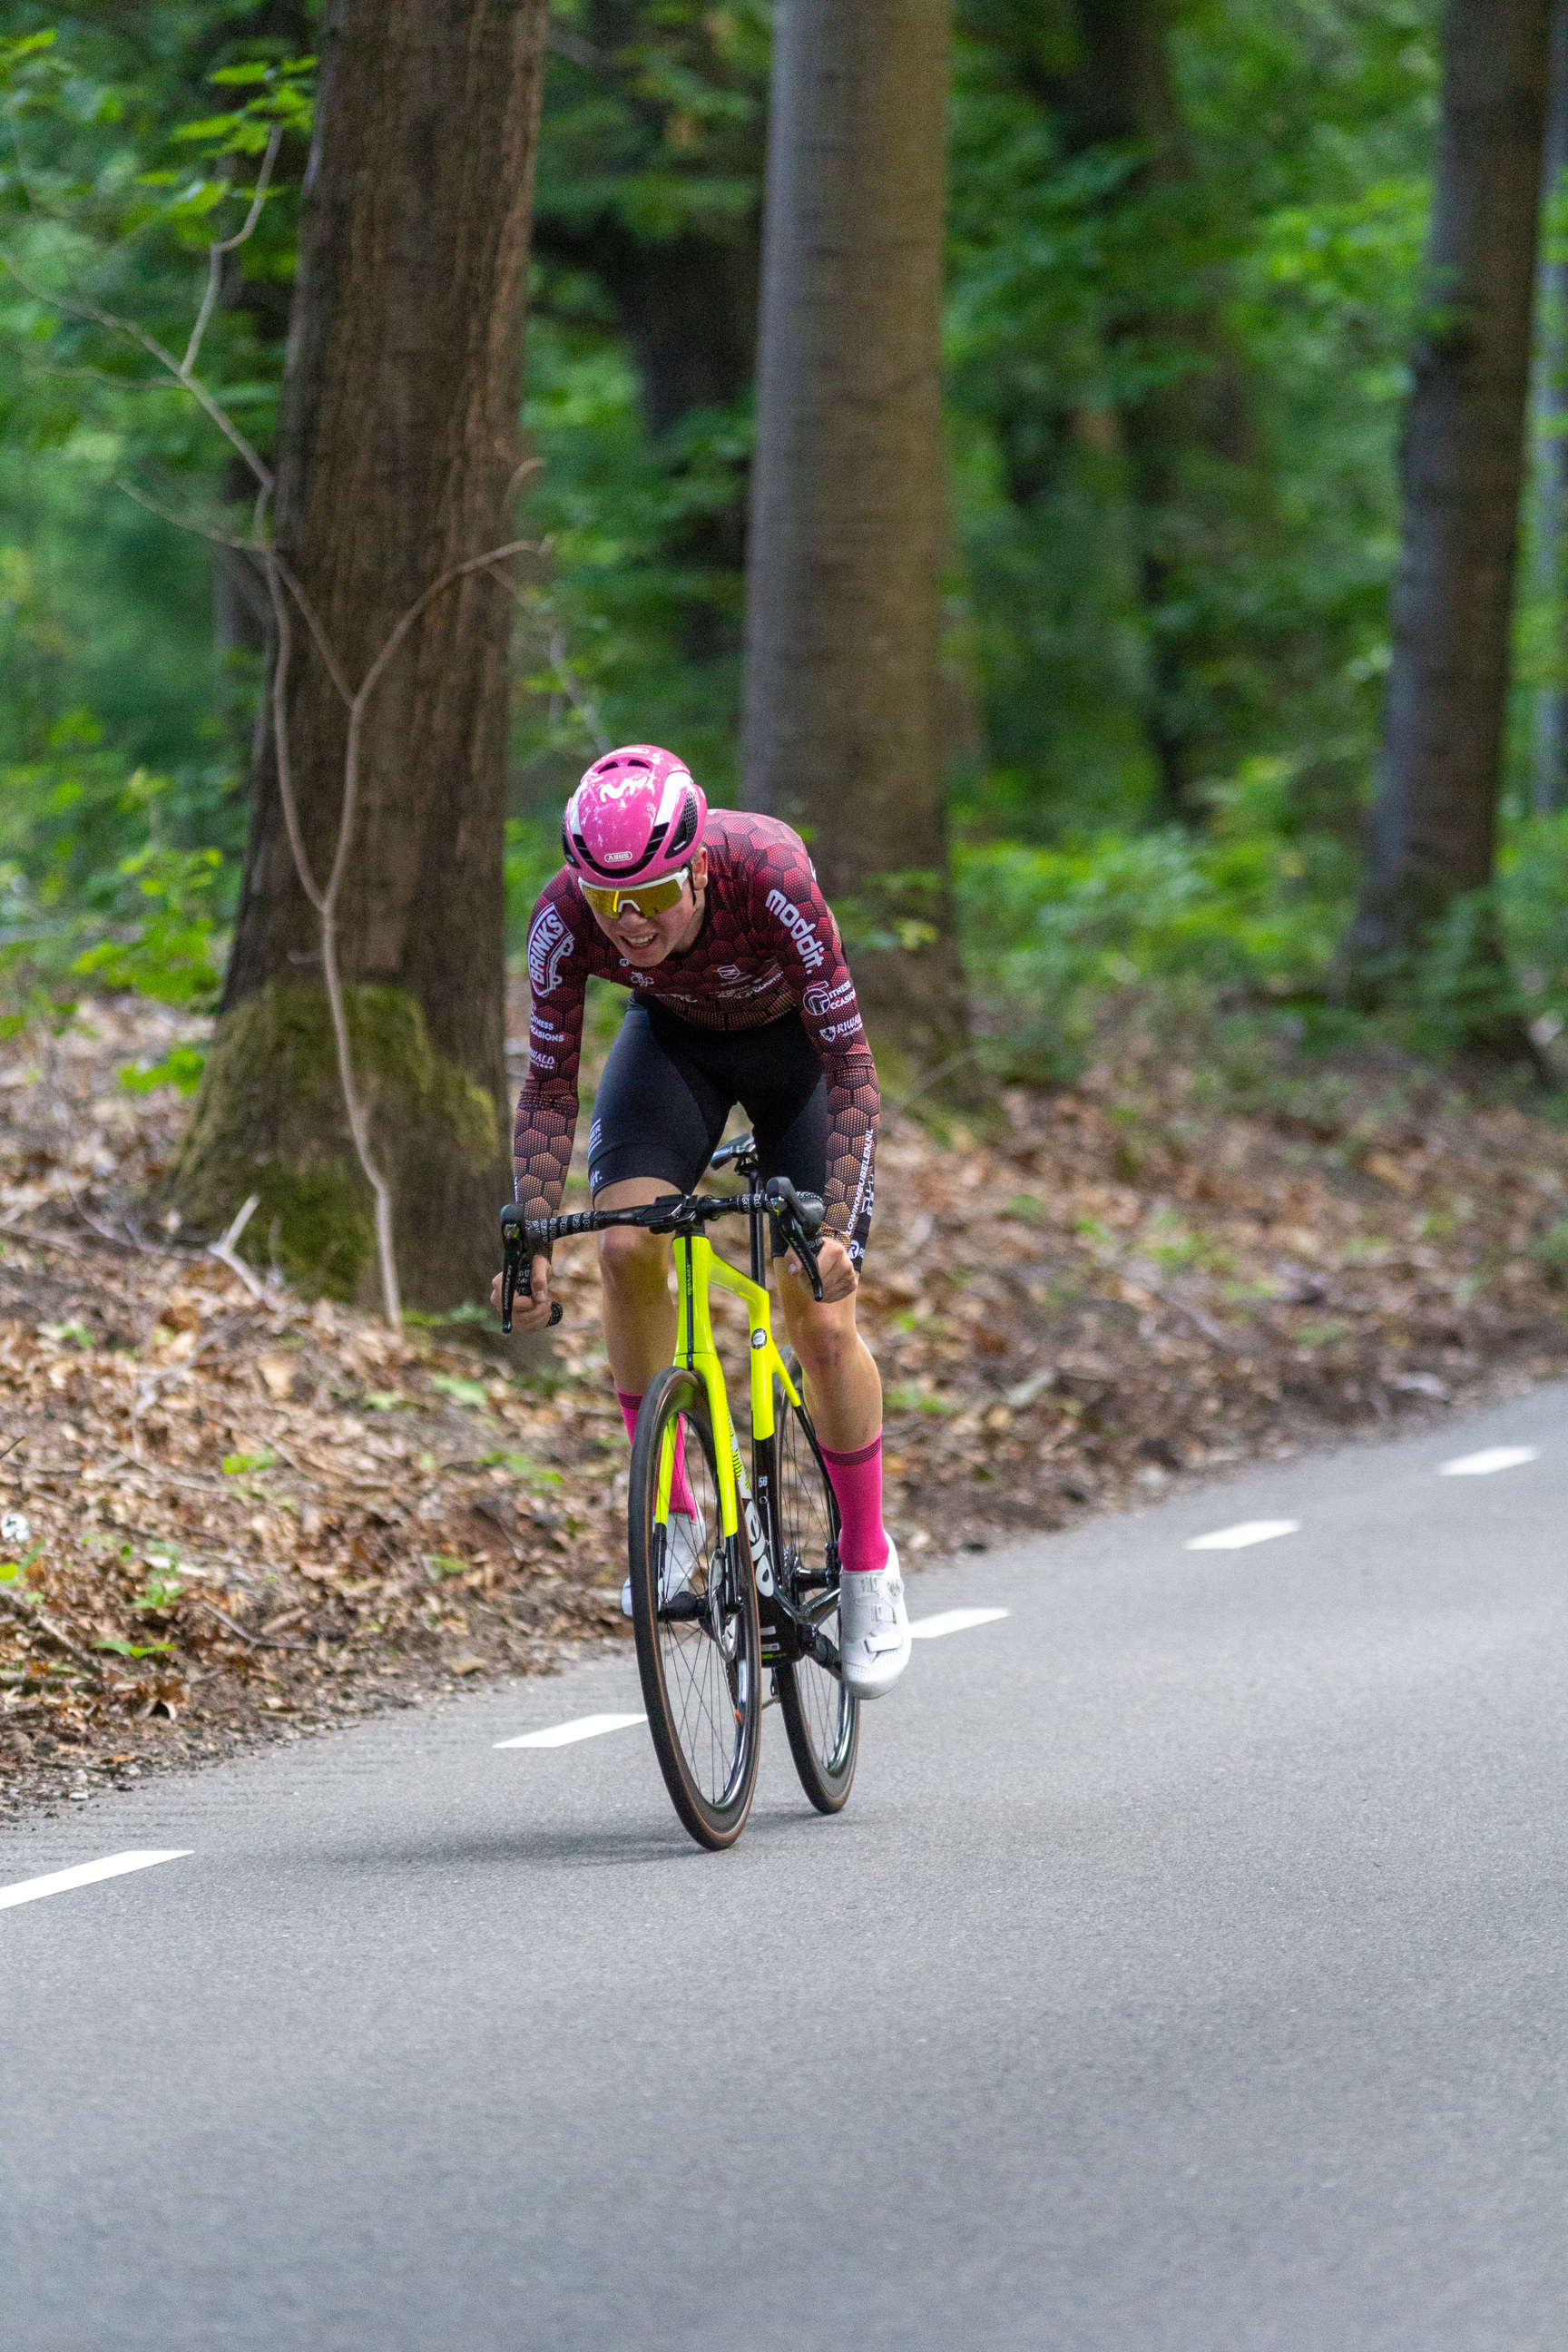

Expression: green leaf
xmin=93 ymin=1637 xmax=174 ymax=1658
xmin=221 ymin=1449 xmax=275 ymax=1475
xmin=120 ymin=1045 xmax=206 ymax=1097
xmin=428 ymin=1373 xmax=490 ymax=1410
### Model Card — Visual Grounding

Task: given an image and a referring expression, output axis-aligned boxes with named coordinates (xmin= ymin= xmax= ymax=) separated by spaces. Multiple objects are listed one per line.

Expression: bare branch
xmin=114 ymin=475 xmax=255 ymax=551
xmin=0 ymin=244 xmax=274 ymax=492
xmin=182 ymin=124 xmax=283 ymax=379
xmin=488 ymin=569 xmax=612 ymax=753
xmin=270 ymin=553 xmax=355 ymax=710
xmin=329 ymin=538 xmax=535 ymax=910
xmin=261 ymin=556 xmax=326 ymax=914
xmin=259 ymin=549 xmax=400 ymax=1326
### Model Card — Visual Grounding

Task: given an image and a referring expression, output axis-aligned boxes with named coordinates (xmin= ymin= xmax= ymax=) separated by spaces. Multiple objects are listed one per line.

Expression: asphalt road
xmin=3 ymin=1385 xmax=1564 ymax=2352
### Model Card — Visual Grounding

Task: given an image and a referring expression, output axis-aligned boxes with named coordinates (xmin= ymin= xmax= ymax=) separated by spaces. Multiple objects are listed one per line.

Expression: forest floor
xmin=4 ymin=988 xmax=1567 ymax=1819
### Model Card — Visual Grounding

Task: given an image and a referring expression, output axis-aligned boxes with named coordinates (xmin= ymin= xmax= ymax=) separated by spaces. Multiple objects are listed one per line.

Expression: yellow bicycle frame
xmin=652 ymin=1231 xmax=802 ymax=1549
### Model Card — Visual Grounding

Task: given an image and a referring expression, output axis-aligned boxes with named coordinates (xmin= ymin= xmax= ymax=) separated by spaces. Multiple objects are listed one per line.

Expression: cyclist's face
xmin=584 ymin=849 xmax=707 ymax=965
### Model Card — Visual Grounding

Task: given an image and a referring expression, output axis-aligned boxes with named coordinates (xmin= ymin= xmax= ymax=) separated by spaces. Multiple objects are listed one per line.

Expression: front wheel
xmin=628 ymin=1366 xmax=760 ymax=1850
xmin=771 ymin=1377 xmax=858 ymax=1813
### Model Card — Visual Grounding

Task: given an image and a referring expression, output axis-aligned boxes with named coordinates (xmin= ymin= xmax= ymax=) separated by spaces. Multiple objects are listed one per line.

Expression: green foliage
xmin=72 ymin=838 xmax=222 ymax=1005
xmin=3 ymin=0 xmax=1563 ymax=1094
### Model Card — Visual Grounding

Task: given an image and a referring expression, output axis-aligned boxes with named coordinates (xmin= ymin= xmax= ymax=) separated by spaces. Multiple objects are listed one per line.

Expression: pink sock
xmin=617 ymin=1390 xmax=698 ymax=1515
xmin=818 ymin=1434 xmax=889 ymax=1574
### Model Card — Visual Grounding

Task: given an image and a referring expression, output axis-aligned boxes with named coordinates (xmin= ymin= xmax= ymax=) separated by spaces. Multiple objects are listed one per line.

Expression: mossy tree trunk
xmin=740 ymin=0 xmax=972 ymax=1089
xmin=177 ymin=0 xmax=551 ymax=1308
xmin=1342 ymin=0 xmax=1552 ymax=1009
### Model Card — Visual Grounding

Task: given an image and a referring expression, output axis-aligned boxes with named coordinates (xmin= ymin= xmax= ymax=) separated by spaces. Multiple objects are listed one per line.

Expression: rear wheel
xmin=628 ymin=1365 xmax=760 ymax=1850
xmin=771 ymin=1377 xmax=858 ymax=1812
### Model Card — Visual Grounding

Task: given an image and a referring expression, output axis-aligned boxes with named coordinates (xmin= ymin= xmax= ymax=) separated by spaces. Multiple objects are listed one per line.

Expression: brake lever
xmin=499 ymin=1205 xmax=564 ymax=1333
xmin=783 ymin=1204 xmax=826 ymax=1304
xmin=793 ymin=1224 xmax=825 ymax=1304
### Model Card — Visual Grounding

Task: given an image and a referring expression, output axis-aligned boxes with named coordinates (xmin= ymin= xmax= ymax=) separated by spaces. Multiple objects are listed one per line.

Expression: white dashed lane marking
xmin=909 ymin=1607 xmax=1011 ymax=1640
xmin=495 ymin=1713 xmax=648 ymax=1750
xmin=1439 ymin=1446 xmax=1539 ymax=1477
xmin=0 ymin=1850 xmax=191 ymax=1913
xmin=1184 ymin=1520 xmax=1301 ymax=1552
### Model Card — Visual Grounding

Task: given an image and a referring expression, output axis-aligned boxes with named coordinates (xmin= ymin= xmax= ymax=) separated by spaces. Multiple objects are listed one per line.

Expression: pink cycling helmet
xmin=562 ymin=745 xmax=707 ymax=885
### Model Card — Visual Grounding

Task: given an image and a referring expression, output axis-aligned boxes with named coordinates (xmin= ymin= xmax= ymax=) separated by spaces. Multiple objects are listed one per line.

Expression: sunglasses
xmin=578 ymin=867 xmax=691 ymax=919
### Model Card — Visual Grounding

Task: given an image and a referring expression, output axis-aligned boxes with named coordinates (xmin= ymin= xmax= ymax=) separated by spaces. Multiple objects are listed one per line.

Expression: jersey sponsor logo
xmin=529 ymin=1014 xmax=562 ymax=1040
xmin=765 ymin=887 xmax=827 ymax=973
xmin=849 ymin=1132 xmax=875 ymax=1227
xmin=803 ymin=977 xmax=855 ymax=1020
xmin=819 ymin=1015 xmax=863 ymax=1044
xmin=588 ymin=1118 xmax=603 ymax=1154
xmin=527 ymin=905 xmax=573 ymax=995
xmin=717 ymin=964 xmax=741 ymax=980
xmin=716 ymin=965 xmax=782 ymax=1001
xmin=530 ymin=1052 xmax=556 ymax=1071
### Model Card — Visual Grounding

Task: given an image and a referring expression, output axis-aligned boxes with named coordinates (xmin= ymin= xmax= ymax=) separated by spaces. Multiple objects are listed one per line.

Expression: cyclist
xmin=500 ymin=743 xmax=910 ymax=1700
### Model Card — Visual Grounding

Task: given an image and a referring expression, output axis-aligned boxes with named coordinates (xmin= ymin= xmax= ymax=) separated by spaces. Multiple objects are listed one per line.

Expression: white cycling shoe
xmin=838 ymin=1541 xmax=910 ymax=1700
xmin=622 ymin=1509 xmax=707 ymax=1619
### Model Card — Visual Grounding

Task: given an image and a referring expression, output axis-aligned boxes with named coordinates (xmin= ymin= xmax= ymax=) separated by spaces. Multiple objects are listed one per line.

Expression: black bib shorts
xmin=587 ymin=1000 xmax=827 ymax=1250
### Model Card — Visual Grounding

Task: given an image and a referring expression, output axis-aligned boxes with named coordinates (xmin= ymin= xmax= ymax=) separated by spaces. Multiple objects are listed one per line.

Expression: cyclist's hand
xmin=786 ymin=1234 xmax=858 ymax=1305
xmin=490 ymin=1251 xmax=555 ymax=1332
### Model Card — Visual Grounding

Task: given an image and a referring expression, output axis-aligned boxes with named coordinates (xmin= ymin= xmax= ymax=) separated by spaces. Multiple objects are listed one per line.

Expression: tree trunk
xmin=1530 ymin=0 xmax=1568 ymax=815
xmin=740 ymin=0 xmax=970 ymax=1088
xmin=1062 ymin=0 xmax=1266 ymax=822
xmin=1344 ymin=0 xmax=1552 ymax=994
xmin=532 ymin=5 xmax=765 ymax=667
xmin=568 ymin=220 xmax=759 ymax=662
xmin=175 ymin=0 xmax=551 ymax=1308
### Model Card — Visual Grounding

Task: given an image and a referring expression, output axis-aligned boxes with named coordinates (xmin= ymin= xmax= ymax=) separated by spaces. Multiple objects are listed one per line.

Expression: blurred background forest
xmin=4 ymin=0 xmax=1568 ymax=1096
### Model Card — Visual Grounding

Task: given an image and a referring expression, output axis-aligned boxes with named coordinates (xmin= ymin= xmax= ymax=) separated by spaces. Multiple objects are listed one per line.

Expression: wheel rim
xmin=778 ymin=1396 xmax=854 ymax=1780
xmin=651 ymin=1412 xmax=753 ymax=1812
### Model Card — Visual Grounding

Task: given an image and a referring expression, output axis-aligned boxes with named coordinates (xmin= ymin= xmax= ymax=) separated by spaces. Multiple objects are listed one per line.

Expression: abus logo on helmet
xmin=804 ymin=977 xmax=855 ymax=1020
xmin=765 ymin=889 xmax=826 ymax=972
xmin=527 ymin=905 xmax=573 ymax=995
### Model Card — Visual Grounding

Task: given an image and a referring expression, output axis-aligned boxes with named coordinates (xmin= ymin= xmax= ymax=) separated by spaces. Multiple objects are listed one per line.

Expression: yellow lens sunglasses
xmin=578 ymin=867 xmax=691 ymax=919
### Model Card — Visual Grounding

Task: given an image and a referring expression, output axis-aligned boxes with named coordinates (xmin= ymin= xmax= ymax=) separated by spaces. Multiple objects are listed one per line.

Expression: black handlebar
xmin=498 ymin=1177 xmax=828 ymax=1333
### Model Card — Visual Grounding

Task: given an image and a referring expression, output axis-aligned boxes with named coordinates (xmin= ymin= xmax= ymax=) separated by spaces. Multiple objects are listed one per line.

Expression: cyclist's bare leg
xmin=779 ymin=1245 xmax=908 ymax=1693
xmin=593 ymin=1177 xmax=680 ymax=1396
xmin=777 ymin=1244 xmax=882 ymax=1454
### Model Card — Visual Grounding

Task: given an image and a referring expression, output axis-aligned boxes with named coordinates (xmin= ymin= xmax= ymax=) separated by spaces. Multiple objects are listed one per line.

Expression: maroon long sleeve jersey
xmin=514 ymin=809 xmax=880 ymax=1261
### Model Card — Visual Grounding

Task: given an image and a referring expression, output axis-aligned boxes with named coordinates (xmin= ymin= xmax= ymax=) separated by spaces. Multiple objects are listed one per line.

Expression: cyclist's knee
xmin=786 ymin=1299 xmax=856 ymax=1382
xmin=600 ymin=1224 xmax=665 ymax=1292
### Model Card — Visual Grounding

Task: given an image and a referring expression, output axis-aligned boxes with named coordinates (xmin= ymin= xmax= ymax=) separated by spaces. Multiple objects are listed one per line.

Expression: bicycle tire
xmin=771 ymin=1377 xmax=858 ymax=1813
xmin=628 ymin=1365 xmax=761 ymax=1850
